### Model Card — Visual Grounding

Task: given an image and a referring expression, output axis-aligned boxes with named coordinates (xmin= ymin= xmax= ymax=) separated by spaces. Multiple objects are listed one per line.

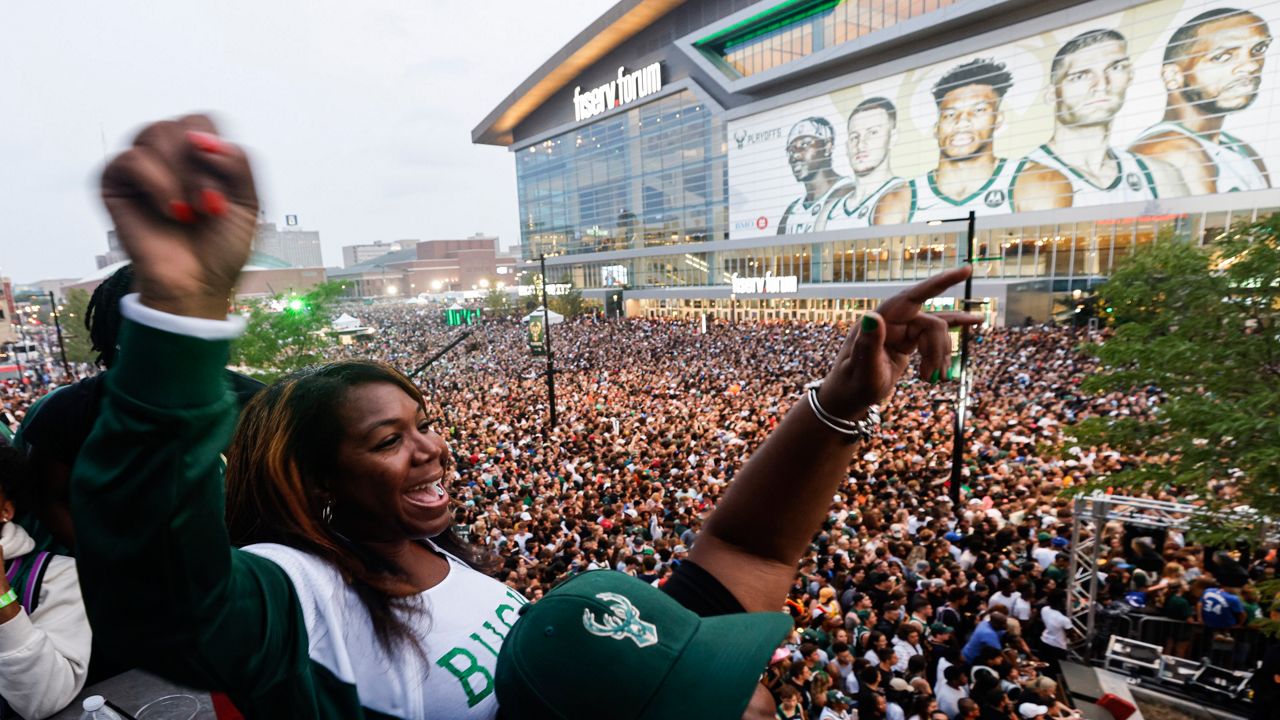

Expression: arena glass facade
xmin=475 ymin=0 xmax=1280 ymax=324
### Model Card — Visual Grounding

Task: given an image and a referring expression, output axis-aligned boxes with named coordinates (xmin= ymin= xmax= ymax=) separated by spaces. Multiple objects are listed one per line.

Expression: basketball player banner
xmin=727 ymin=0 xmax=1276 ymax=239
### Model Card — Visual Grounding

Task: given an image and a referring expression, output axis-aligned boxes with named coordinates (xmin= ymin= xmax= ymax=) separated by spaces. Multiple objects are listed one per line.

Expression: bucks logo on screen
xmin=527 ymin=318 xmax=546 ymax=355
xmin=582 ymin=592 xmax=659 ymax=647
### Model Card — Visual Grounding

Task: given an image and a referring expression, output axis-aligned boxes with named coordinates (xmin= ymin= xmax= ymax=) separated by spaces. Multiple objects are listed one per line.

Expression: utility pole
xmin=49 ymin=292 xmax=72 ymax=379
xmin=947 ymin=210 xmax=977 ymax=514
xmin=539 ymin=254 xmax=557 ymax=430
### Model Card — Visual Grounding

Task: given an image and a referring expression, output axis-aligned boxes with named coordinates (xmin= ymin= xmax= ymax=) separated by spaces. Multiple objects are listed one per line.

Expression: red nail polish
xmin=186 ymin=130 xmax=227 ymax=155
xmin=201 ymin=189 xmax=227 ymax=217
xmin=170 ymin=200 xmax=196 ymax=223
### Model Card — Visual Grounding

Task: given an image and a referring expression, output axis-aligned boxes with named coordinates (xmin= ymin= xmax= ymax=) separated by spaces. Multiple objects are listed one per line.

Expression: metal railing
xmin=1126 ymin=615 xmax=1269 ymax=672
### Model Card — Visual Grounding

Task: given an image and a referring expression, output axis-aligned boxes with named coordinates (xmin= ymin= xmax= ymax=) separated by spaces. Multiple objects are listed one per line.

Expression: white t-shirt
xmin=1041 ymin=606 xmax=1072 ymax=650
xmin=937 ymin=681 xmax=969 ymax=719
xmin=245 ymin=541 xmax=527 ymax=719
xmin=990 ymin=591 xmax=1031 ymax=621
xmin=935 ymin=656 xmax=953 ymax=690
xmin=1032 ymin=546 xmax=1057 ymax=569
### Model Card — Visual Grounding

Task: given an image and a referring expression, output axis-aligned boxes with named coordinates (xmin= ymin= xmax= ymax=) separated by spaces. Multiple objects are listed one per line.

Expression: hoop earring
xmin=322 ymin=501 xmax=334 ymax=524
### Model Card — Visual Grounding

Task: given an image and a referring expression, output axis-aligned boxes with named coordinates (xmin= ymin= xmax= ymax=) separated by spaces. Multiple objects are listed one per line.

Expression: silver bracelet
xmin=804 ymin=381 xmax=878 ymax=429
xmin=804 ymin=381 xmax=880 ymax=442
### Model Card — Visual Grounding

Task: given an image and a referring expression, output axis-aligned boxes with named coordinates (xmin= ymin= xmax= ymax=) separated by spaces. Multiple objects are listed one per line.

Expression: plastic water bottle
xmin=79 ymin=695 xmax=127 ymax=720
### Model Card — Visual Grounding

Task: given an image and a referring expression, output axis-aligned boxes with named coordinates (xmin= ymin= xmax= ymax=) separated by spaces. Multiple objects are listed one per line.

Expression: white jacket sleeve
xmin=0 ymin=556 xmax=93 ymax=719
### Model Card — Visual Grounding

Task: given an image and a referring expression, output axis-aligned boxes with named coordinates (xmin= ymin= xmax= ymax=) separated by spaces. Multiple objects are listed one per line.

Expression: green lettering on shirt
xmin=470 ymin=631 xmax=501 ymax=659
xmin=495 ymin=604 xmax=517 ymax=630
xmin=436 ymin=647 xmax=493 ymax=708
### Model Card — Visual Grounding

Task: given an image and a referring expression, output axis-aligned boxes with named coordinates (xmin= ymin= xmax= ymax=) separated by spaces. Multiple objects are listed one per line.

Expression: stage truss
xmin=1065 ymin=494 xmax=1276 ymax=661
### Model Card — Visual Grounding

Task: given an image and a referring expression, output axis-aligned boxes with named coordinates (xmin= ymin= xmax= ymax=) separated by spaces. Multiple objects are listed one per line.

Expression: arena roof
xmin=471 ymin=0 xmax=684 ymax=147
xmin=326 ymin=247 xmax=419 ymax=278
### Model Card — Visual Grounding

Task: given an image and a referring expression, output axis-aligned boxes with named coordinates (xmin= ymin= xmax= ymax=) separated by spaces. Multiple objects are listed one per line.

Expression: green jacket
xmin=71 ymin=319 xmax=397 ymax=719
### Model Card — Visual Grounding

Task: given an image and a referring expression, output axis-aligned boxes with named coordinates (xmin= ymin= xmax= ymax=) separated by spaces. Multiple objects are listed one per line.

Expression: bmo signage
xmin=572 ymin=63 xmax=663 ymax=122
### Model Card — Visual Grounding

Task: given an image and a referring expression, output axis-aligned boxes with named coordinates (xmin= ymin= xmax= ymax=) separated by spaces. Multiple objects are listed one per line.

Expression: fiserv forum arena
xmin=473 ymin=0 xmax=1278 ymax=324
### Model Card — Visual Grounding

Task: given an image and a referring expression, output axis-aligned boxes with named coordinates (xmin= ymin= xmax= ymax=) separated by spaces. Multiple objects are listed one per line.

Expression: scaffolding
xmin=1065 ymin=494 xmax=1276 ymax=661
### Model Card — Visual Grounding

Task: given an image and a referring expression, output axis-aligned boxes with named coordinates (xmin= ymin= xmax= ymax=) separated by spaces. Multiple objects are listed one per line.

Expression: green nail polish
xmin=929 ymin=369 xmax=941 ymax=384
xmin=861 ymin=315 xmax=877 ymax=332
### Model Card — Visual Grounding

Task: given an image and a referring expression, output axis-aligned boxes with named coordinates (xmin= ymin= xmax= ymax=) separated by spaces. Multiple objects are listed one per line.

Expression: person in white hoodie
xmin=0 ymin=445 xmax=91 ymax=719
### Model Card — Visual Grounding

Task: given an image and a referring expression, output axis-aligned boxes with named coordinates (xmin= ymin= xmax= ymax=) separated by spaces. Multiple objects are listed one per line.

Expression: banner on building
xmin=728 ymin=0 xmax=1278 ymax=238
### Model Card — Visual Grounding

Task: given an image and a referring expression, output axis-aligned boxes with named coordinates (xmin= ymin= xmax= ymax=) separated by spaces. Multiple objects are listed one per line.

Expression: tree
xmin=482 ymin=287 xmax=511 ymax=316
xmin=1072 ymin=216 xmax=1280 ymax=549
xmin=549 ymin=283 xmax=588 ymax=318
xmin=230 ymin=280 xmax=346 ymax=382
xmin=58 ymin=288 xmax=96 ymax=364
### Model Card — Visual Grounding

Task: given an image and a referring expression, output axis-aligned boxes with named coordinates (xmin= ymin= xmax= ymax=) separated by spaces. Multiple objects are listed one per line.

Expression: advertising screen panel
xmin=727 ymin=0 xmax=1278 ymax=239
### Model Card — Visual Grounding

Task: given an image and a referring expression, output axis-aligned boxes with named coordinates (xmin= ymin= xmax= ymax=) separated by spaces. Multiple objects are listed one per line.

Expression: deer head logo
xmin=582 ymin=592 xmax=659 ymax=647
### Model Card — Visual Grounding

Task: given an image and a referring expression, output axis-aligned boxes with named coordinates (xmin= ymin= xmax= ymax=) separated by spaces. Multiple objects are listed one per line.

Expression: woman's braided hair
xmin=84 ymin=264 xmax=134 ymax=368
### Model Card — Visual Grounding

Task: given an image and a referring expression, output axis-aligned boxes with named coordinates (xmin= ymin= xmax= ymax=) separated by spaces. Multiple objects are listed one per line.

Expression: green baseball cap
xmin=496 ymin=570 xmax=792 ymax=719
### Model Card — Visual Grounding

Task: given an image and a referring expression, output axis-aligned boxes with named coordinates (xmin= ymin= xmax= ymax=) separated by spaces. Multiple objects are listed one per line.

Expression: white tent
xmin=522 ymin=306 xmax=565 ymax=325
xmin=332 ymin=313 xmax=363 ymax=331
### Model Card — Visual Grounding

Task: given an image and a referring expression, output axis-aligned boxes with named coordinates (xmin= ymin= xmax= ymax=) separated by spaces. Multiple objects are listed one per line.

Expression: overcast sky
xmin=0 ymin=0 xmax=616 ymax=283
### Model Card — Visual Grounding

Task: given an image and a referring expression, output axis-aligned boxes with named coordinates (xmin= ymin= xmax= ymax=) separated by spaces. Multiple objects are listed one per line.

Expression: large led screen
xmin=727 ymin=0 xmax=1277 ymax=238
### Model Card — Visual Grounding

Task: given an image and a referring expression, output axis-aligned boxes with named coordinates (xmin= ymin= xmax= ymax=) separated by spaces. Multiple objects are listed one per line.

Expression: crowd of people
xmin=323 ymin=302 xmax=1276 ymax=719
xmin=2 ymin=287 xmax=1274 ymax=719
xmin=1 ymin=118 xmax=1274 ymax=720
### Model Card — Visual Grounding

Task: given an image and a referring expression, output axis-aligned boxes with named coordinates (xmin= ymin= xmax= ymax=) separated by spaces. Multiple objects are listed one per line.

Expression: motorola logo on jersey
xmin=984 ymin=190 xmax=1007 ymax=208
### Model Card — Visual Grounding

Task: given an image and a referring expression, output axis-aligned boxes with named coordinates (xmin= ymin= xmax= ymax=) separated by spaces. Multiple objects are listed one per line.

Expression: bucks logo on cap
xmin=495 ymin=570 xmax=794 ymax=719
xmin=582 ymin=592 xmax=659 ymax=647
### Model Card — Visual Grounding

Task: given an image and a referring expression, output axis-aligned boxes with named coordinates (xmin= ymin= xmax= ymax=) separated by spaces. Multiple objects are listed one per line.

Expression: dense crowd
xmin=8 ymin=114 xmax=1274 ymax=720
xmin=4 ymin=299 xmax=1274 ymax=719
xmin=0 ymin=381 xmax=43 ymax=435
xmin=321 ymin=303 xmax=1275 ymax=720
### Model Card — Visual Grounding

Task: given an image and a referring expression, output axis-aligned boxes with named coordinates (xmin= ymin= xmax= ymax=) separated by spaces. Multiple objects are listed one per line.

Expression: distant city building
xmin=64 ymin=252 xmax=326 ymax=302
xmin=330 ymin=233 xmax=516 ymax=298
xmin=0 ymin=277 xmax=16 ymax=346
xmin=342 ymin=240 xmax=407 ymax=268
xmin=95 ymin=230 xmax=128 ymax=269
xmin=25 ymin=278 xmax=80 ymax=302
xmin=253 ymin=222 xmax=323 ymax=268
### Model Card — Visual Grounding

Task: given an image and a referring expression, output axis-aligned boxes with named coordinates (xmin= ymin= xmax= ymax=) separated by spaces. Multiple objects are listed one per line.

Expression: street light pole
xmin=539 ymin=254 xmax=557 ymax=430
xmin=948 ymin=211 xmax=977 ymax=514
xmin=48 ymin=291 xmax=72 ymax=379
xmin=927 ymin=211 xmax=977 ymax=516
